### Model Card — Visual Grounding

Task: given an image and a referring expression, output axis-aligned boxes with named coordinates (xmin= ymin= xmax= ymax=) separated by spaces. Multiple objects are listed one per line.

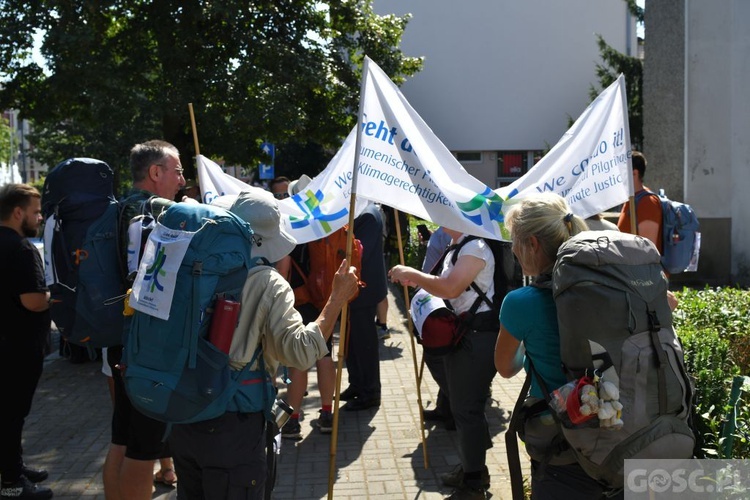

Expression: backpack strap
xmin=647 ymin=310 xmax=669 ymax=415
xmin=445 ymin=235 xmax=495 ymax=312
xmin=507 ymin=370 xmax=533 ymax=500
xmin=633 ymin=189 xmax=660 ymax=232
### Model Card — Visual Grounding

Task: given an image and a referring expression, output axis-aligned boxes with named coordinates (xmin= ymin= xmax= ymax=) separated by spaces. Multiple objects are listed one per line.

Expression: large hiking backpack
xmin=42 ymin=158 xmax=127 ymax=349
xmin=513 ymin=230 xmax=695 ymax=493
xmin=123 ymin=202 xmax=276 ymax=424
xmin=290 ymin=225 xmax=363 ymax=311
xmin=635 ymin=189 xmax=700 ymax=274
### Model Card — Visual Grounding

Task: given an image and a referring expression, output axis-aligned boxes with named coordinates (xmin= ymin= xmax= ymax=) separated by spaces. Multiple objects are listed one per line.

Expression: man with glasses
xmin=268 ymin=176 xmax=291 ymax=200
xmin=103 ymin=140 xmax=184 ymax=500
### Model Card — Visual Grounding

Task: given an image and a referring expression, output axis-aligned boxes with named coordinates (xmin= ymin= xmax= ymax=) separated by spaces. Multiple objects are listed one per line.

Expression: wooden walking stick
xmin=392 ymin=207 xmax=430 ymax=469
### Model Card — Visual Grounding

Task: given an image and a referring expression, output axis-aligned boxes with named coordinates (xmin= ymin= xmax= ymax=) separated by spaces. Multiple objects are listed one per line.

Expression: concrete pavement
xmin=23 ymin=285 xmax=529 ymax=499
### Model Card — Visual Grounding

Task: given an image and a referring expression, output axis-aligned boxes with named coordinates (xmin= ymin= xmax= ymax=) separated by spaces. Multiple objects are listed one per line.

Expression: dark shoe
xmin=445 ymin=482 xmax=488 ymax=500
xmin=441 ymin=465 xmax=490 ymax=489
xmin=280 ymin=418 xmax=302 ymax=440
xmin=339 ymin=386 xmax=360 ymax=401
xmin=0 ymin=476 xmax=53 ymax=499
xmin=318 ymin=410 xmax=333 ymax=434
xmin=20 ymin=466 xmax=47 ymax=484
xmin=423 ymin=409 xmax=445 ymax=421
xmin=343 ymin=397 xmax=381 ymax=412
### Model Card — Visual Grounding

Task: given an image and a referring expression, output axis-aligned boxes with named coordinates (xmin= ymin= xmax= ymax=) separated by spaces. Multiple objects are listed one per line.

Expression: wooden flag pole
xmin=392 ymin=208 xmax=430 ymax=469
xmin=328 ymin=191 xmax=356 ymax=499
xmin=188 ymin=103 xmax=200 ymax=157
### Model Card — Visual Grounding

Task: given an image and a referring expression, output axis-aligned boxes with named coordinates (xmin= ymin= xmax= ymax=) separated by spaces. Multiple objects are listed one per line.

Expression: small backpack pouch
xmin=520 ymin=397 xmax=577 ymax=465
xmin=410 ymin=288 xmax=466 ymax=355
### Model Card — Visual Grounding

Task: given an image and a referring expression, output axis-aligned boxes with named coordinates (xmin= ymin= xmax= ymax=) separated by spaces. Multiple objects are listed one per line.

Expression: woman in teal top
xmin=494 ymin=193 xmax=615 ymax=500
xmin=498 ymin=285 xmax=565 ymax=400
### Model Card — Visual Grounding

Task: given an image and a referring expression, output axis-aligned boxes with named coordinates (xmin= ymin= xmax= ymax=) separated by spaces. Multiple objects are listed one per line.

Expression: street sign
xmin=259 ymin=142 xmax=275 ymax=180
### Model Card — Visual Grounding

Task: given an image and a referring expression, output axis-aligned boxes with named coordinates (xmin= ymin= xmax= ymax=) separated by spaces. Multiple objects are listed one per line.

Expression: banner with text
xmin=197 ymin=151 xmax=368 ymax=244
xmin=496 ymin=74 xmax=632 ymax=217
xmin=354 ymin=56 xmax=509 ymax=240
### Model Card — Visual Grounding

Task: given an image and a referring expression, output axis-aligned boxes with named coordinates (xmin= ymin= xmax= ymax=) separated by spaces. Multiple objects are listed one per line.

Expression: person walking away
xmin=389 ymin=226 xmax=497 ymax=499
xmin=0 ymin=184 xmax=53 ymax=500
xmin=616 ymin=151 xmax=662 ymax=252
xmin=494 ymin=193 xmax=612 ymax=499
xmin=340 ymin=201 xmax=387 ymax=411
xmin=103 ymin=140 xmax=185 ymax=500
xmin=165 ymin=188 xmax=359 ymax=499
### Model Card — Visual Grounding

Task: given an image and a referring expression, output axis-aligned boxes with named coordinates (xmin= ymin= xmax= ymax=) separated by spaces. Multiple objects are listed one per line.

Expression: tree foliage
xmin=0 ymin=1 xmax=423 ymax=188
xmin=0 ymin=116 xmax=11 ymax=164
xmin=590 ymin=34 xmax=643 ymax=150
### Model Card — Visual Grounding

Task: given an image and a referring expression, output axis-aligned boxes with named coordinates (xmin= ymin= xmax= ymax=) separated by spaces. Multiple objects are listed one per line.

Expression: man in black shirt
xmin=0 ymin=183 xmax=53 ymax=500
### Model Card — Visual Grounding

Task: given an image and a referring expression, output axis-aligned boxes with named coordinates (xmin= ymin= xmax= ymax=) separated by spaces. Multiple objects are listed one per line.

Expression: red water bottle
xmin=208 ymin=297 xmax=241 ymax=354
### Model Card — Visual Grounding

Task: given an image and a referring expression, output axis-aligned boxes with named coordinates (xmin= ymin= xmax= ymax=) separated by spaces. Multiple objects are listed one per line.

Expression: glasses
xmin=273 ymin=192 xmax=290 ymax=200
xmin=156 ymin=164 xmax=185 ymax=177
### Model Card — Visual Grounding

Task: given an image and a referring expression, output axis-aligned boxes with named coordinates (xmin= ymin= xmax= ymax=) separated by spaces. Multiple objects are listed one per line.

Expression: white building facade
xmin=375 ymin=0 xmax=637 ymax=189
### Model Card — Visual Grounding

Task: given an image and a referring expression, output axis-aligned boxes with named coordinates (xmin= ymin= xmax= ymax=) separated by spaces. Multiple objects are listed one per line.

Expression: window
xmin=495 ymin=150 xmax=543 ymax=188
xmin=456 ymin=151 xmax=482 ymax=163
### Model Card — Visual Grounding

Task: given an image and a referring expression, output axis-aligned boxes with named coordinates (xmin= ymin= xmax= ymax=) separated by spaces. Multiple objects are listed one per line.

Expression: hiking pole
xmin=392 ymin=207 xmax=429 ymax=469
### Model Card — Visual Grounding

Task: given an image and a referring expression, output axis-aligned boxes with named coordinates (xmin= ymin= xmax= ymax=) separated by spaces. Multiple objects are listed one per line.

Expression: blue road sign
xmin=259 ymin=142 xmax=275 ymax=180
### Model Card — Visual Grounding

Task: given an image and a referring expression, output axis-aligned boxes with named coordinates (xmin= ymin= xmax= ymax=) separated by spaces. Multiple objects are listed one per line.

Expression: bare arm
xmin=638 ymin=220 xmax=660 ymax=249
xmin=494 ymin=324 xmax=525 ymax=378
xmin=20 ymin=291 xmax=50 ymax=312
xmin=389 ymin=253 xmax=485 ymax=299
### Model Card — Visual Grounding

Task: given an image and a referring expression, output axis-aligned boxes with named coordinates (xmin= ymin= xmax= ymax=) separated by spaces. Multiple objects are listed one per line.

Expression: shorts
xmin=108 ymin=346 xmax=171 ymax=461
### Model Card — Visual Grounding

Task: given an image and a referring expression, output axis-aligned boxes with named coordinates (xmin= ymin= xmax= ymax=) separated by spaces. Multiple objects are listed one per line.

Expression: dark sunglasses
xmin=273 ymin=192 xmax=290 ymax=200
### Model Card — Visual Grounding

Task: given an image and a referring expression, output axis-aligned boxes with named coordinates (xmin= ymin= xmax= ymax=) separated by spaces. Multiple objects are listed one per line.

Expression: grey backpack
xmin=549 ymin=230 xmax=696 ymax=489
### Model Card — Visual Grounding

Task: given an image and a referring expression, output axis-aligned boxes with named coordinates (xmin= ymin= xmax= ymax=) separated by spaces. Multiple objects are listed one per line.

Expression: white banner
xmin=129 ymin=223 xmax=196 ymax=320
xmin=354 ymin=57 xmax=510 ymax=241
xmin=197 ymin=155 xmax=255 ymax=206
xmin=197 ymin=62 xmax=632 ymax=244
xmin=496 ymin=74 xmax=632 ymax=217
xmin=196 ymin=150 xmax=369 ymax=244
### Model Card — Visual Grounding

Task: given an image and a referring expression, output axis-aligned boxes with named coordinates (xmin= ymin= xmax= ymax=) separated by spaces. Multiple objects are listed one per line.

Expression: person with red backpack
xmin=271 ymin=175 xmax=361 ymax=438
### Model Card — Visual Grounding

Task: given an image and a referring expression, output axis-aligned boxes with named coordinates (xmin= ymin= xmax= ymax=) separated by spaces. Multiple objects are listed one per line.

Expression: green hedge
xmin=398 ymin=220 xmax=750 ymax=459
xmin=674 ymin=286 xmax=750 ymax=458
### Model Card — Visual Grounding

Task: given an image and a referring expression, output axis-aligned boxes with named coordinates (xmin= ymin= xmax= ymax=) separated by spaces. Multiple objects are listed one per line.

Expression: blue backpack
xmin=42 ymin=158 xmax=128 ymax=349
xmin=123 ymin=202 xmax=276 ymax=425
xmin=635 ymin=189 xmax=700 ymax=274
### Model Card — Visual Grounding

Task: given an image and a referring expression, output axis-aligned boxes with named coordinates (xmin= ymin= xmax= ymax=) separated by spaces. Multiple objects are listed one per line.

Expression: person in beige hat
xmin=166 ymin=187 xmax=360 ymax=500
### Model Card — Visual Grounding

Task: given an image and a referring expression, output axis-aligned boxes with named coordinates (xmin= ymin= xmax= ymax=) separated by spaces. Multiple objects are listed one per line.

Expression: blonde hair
xmin=504 ymin=193 xmax=588 ymax=269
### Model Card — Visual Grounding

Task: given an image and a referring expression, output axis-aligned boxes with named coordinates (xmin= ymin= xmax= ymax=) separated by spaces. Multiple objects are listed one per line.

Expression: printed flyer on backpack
xmin=129 ymin=224 xmax=195 ymax=320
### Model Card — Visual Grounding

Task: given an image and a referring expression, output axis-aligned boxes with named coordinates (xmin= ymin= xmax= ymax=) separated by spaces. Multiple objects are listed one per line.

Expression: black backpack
xmin=446 ymin=236 xmax=523 ymax=323
xmin=42 ymin=158 xmax=128 ymax=349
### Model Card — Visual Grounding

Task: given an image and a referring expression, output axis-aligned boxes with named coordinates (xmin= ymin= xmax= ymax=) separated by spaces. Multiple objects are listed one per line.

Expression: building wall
xmin=645 ymin=0 xmax=748 ymax=286
xmin=375 ymin=0 xmax=636 ymax=189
